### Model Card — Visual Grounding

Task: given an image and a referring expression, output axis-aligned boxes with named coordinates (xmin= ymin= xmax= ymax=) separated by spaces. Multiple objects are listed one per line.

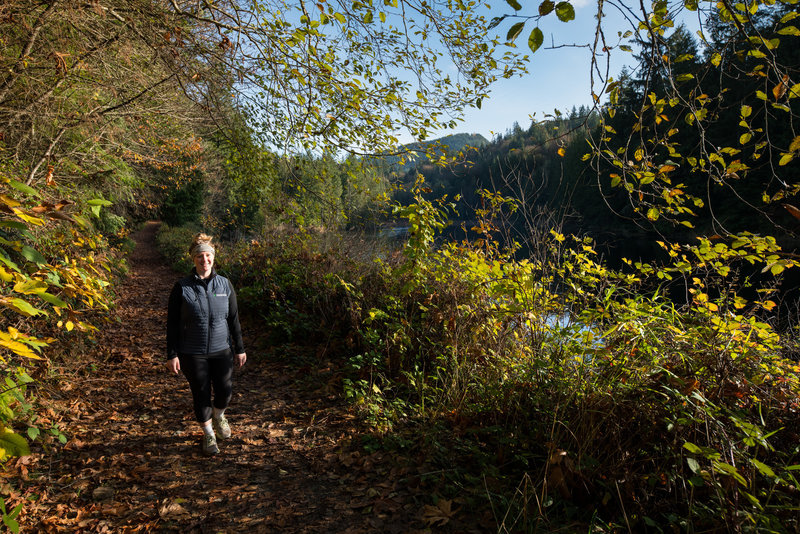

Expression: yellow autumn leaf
xmin=0 ymin=337 xmax=41 ymax=360
xmin=11 ymin=208 xmax=45 ymax=226
xmin=0 ymin=426 xmax=30 ymax=461
xmin=0 ymin=330 xmax=43 ymax=360
xmin=13 ymin=279 xmax=48 ymax=295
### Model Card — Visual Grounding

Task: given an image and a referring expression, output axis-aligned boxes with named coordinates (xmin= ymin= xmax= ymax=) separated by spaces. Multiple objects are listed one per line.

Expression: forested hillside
xmin=2 ymin=0 xmax=800 ymax=532
xmin=375 ymin=132 xmax=490 ymax=174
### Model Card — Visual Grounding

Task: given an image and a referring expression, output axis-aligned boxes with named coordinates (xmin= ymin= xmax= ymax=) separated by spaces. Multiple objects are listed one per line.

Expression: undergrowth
xmin=1 ymin=174 xmax=129 ymax=528
xmin=157 ymin=191 xmax=800 ymax=532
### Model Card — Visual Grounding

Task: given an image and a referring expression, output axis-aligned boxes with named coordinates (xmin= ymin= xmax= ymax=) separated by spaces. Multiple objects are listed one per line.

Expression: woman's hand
xmin=167 ymin=357 xmax=180 ymax=374
xmin=235 ymin=353 xmax=247 ymax=367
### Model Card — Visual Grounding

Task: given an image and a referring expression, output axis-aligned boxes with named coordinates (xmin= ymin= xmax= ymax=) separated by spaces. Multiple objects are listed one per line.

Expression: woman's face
xmin=193 ymin=251 xmax=214 ymax=278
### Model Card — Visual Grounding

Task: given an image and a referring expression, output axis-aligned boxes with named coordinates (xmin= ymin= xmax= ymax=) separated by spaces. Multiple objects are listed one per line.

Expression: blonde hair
xmin=189 ymin=233 xmax=215 ymax=257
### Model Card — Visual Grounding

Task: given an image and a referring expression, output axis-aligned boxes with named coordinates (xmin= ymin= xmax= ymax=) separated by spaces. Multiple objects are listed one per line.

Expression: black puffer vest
xmin=177 ymin=272 xmax=233 ymax=355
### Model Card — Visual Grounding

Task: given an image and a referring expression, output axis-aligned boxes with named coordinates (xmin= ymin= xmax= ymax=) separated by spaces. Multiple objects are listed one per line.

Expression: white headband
xmin=191 ymin=243 xmax=215 ymax=257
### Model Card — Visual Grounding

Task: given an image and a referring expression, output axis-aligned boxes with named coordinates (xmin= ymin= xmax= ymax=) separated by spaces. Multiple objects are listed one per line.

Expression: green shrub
xmin=155 ymin=222 xmax=203 ymax=273
xmin=185 ymin=190 xmax=800 ymax=531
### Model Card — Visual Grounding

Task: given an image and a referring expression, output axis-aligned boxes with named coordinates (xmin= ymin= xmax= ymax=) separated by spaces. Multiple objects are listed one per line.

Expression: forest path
xmin=14 ymin=222 xmax=438 ymax=533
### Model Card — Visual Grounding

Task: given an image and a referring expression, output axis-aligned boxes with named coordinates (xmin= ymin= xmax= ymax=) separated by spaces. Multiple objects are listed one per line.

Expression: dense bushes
xmin=0 ymin=175 xmax=126 ymax=469
xmin=157 ymin=188 xmax=800 ymax=531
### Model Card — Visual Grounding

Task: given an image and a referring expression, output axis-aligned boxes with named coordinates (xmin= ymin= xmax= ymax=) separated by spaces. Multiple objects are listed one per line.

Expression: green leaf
xmin=538 ymin=0 xmax=555 ymax=16
xmin=0 ymin=427 xmax=30 ymax=460
xmin=683 ymin=442 xmax=702 ymax=454
xmin=777 ymin=26 xmax=800 ymax=36
xmin=713 ymin=461 xmax=747 ymax=486
xmin=69 ymin=215 xmax=89 ymax=228
xmin=86 ymin=200 xmax=109 ymax=219
xmin=528 ymin=27 xmax=544 ymax=53
xmin=3 ymin=297 xmax=46 ymax=317
xmin=2 ymin=515 xmax=20 ymax=534
xmin=506 ymin=0 xmax=522 ymax=10
xmin=20 ymin=245 xmax=46 ymax=266
xmin=686 ymin=457 xmax=700 ymax=473
xmin=0 ymin=221 xmax=28 ymax=231
xmin=0 ymin=248 xmax=20 ymax=272
xmin=751 ymin=458 xmax=776 ymax=478
xmin=37 ymin=292 xmax=67 ymax=307
xmin=646 ymin=207 xmax=660 ymax=221
xmin=9 ymin=180 xmax=40 ymax=198
xmin=507 ymin=22 xmax=525 ymax=42
xmin=488 ymin=16 xmax=506 ymax=30
xmin=555 ymin=2 xmax=575 ymax=22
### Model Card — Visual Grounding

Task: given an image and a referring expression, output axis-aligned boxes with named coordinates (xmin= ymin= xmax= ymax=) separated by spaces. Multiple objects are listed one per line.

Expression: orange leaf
xmin=783 ymin=204 xmax=800 ymax=221
xmin=45 ymin=165 xmax=56 ymax=187
xmin=773 ymin=74 xmax=789 ymax=100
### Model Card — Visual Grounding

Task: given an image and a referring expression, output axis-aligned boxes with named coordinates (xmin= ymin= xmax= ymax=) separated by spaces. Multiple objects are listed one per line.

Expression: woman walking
xmin=166 ymin=233 xmax=246 ymax=455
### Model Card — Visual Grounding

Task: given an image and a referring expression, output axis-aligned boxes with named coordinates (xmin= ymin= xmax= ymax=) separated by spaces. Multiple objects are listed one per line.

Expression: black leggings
xmin=179 ymin=352 xmax=234 ymax=423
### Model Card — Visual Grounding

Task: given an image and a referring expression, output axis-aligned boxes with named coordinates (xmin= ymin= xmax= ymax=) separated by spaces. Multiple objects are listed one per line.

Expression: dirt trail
xmin=12 ymin=222 xmax=436 ymax=533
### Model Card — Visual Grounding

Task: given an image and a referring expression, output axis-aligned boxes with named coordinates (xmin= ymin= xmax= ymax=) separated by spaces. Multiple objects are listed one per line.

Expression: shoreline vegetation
xmin=154 ymin=202 xmax=800 ymax=531
xmin=2 ymin=0 xmax=800 ymax=530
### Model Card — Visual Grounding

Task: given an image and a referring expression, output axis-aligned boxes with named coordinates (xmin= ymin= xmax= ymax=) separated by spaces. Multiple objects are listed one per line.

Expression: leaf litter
xmin=0 ymin=222 xmax=474 ymax=533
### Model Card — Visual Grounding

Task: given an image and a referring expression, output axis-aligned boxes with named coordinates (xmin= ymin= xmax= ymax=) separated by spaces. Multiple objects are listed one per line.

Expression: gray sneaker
xmin=202 ymin=433 xmax=219 ymax=455
xmin=213 ymin=415 xmax=231 ymax=439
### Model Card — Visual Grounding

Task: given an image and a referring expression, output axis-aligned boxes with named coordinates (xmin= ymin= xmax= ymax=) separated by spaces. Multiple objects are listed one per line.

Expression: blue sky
xmin=450 ymin=0 xmax=635 ymax=141
xmin=445 ymin=0 xmax=709 ymax=141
